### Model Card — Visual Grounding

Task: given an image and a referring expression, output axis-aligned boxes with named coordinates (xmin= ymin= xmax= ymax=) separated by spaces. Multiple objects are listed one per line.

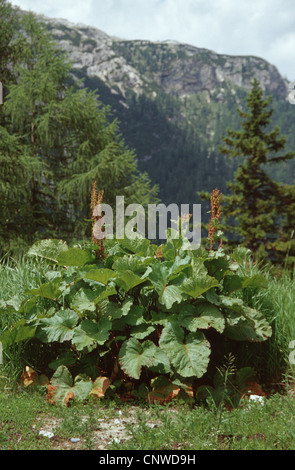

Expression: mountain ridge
xmin=31 ymin=11 xmax=288 ymax=101
xmin=15 ymin=8 xmax=295 ymax=206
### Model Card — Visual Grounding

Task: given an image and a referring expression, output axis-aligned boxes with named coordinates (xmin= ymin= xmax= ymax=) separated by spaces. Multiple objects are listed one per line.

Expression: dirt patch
xmin=35 ymin=406 xmax=162 ymax=450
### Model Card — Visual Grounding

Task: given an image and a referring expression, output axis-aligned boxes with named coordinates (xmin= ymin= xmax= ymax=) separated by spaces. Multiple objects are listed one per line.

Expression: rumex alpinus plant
xmin=208 ymin=188 xmax=223 ymax=251
xmin=91 ymin=181 xmax=105 ymax=261
xmin=0 ymin=187 xmax=272 ymax=406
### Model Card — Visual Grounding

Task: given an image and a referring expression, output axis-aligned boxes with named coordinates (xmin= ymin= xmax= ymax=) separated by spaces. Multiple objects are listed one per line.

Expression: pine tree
xmin=219 ymin=78 xmax=295 ymax=262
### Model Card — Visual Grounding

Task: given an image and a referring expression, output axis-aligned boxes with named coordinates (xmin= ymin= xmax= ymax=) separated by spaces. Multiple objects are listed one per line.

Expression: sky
xmin=11 ymin=0 xmax=295 ymax=81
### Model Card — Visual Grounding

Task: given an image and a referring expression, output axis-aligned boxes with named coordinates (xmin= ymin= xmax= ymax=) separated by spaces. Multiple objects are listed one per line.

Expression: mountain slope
xmin=31 ymin=12 xmax=294 ymax=207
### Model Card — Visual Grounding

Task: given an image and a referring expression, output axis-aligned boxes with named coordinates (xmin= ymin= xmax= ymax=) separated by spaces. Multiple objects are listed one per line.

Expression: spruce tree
xmin=219 ymin=78 xmax=295 ymax=262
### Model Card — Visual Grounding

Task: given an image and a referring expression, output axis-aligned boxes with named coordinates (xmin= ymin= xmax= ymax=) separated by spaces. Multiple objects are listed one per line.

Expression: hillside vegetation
xmin=0 ymin=3 xmax=294 ymax=451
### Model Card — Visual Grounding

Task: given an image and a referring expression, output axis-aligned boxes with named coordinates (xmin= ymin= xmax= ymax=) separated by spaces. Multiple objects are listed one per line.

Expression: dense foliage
xmin=0 ymin=230 xmax=273 ymax=405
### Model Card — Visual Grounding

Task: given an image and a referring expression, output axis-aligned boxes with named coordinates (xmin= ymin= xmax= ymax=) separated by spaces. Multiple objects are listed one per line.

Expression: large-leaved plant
xmin=0 ymin=234 xmax=272 ymax=403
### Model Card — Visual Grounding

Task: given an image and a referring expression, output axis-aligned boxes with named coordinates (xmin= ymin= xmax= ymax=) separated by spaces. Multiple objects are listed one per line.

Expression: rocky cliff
xmin=40 ymin=15 xmax=288 ymax=102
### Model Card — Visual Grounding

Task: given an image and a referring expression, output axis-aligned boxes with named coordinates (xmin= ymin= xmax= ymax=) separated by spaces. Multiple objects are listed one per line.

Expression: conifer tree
xmin=1 ymin=8 xmax=158 ymax=252
xmin=0 ymin=1 xmax=44 ymax=254
xmin=4 ymin=13 xmax=72 ymax=239
xmin=219 ymin=78 xmax=295 ymax=262
xmin=0 ymin=0 xmax=23 ymax=93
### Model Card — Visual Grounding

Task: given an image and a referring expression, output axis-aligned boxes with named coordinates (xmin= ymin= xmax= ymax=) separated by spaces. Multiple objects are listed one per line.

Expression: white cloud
xmin=11 ymin=0 xmax=295 ymax=79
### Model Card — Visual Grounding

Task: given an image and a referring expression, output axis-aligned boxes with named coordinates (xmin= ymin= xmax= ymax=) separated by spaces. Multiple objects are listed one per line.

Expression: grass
xmin=0 ymin=255 xmax=52 ymax=383
xmin=0 ymin=254 xmax=295 ymax=450
xmin=0 ymin=385 xmax=295 ymax=450
xmin=230 ymin=258 xmax=295 ymax=387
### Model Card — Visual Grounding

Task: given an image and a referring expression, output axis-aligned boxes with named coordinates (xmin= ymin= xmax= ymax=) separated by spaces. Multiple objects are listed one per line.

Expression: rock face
xmin=39 ymin=14 xmax=288 ymax=102
xmin=42 ymin=17 xmax=145 ymax=98
xmin=151 ymin=48 xmax=287 ymax=99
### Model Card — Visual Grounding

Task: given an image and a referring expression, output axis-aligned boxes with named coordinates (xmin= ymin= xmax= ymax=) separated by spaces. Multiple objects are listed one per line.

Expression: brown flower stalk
xmin=208 ymin=188 xmax=223 ymax=251
xmin=91 ymin=181 xmax=105 ymax=260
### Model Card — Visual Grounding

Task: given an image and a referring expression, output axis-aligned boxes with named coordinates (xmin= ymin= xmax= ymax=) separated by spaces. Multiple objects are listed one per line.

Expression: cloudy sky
xmin=11 ymin=0 xmax=295 ymax=80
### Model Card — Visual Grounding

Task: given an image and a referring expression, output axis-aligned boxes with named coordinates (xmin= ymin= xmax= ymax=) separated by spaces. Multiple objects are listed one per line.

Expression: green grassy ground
xmin=0 ymin=255 xmax=295 ymax=450
xmin=0 ymin=386 xmax=295 ymax=450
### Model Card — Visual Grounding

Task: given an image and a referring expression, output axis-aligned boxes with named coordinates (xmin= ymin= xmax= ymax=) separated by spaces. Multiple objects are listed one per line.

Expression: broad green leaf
xmin=223 ymin=275 xmax=244 ymax=293
xmin=191 ymin=258 xmax=209 ymax=277
xmin=48 ymin=351 xmax=77 ymax=371
xmin=116 ymin=270 xmax=146 ymax=292
xmin=84 ymin=268 xmax=116 ymax=285
xmin=161 ymin=238 xmax=184 ymax=260
xmin=119 ymin=338 xmax=157 ymax=379
xmin=0 ymin=296 xmax=22 ymax=314
xmin=223 ymin=274 xmax=267 ymax=293
xmin=191 ymin=311 xmax=225 ymax=334
xmin=0 ymin=319 xmax=37 ymax=348
xmin=70 ymin=288 xmax=98 ymax=312
xmin=149 ymin=263 xmax=183 ymax=309
xmin=93 ymin=287 xmax=117 ymax=303
xmin=148 ymin=347 xmax=171 ymax=375
xmin=161 ymin=240 xmax=179 ymax=260
xmin=149 ymin=262 xmax=170 ymax=288
xmin=207 ymin=294 xmax=243 ymax=308
xmin=159 ymin=284 xmax=183 ymax=309
xmin=204 ymin=257 xmax=231 ymax=281
xmin=119 ymin=237 xmax=151 ymax=255
xmin=193 ymin=301 xmax=225 ymax=333
xmin=51 ymin=364 xmax=72 ymax=388
xmin=130 ymin=324 xmax=155 ymax=339
xmin=39 ymin=310 xmax=79 ymax=343
xmin=159 ymin=323 xmax=211 ymax=378
xmin=179 ymin=301 xmax=225 ymax=334
xmin=25 ymin=277 xmax=65 ymax=300
xmin=124 ymin=306 xmax=145 ymax=326
xmin=241 ymin=274 xmax=268 ymax=289
xmin=72 ymin=318 xmax=112 ymax=350
xmin=208 ymin=294 xmax=269 ymax=344
xmin=49 ymin=365 xmax=93 ymax=406
xmin=57 ymin=247 xmax=95 ymax=266
xmin=112 ymin=255 xmax=149 ymax=273
xmin=27 ymin=239 xmax=69 ymax=263
xmin=181 ymin=275 xmax=219 ymax=299
xmin=166 ymin=255 xmax=192 ymax=278
xmin=231 ymin=246 xmax=252 ymax=264
xmin=106 ymin=299 xmax=133 ymax=320
xmin=18 ymin=296 xmax=40 ymax=315
xmin=223 ymin=302 xmax=272 ymax=342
